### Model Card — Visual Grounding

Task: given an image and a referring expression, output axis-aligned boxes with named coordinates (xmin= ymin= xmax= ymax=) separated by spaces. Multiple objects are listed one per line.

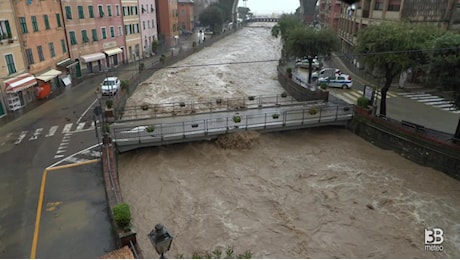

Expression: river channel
xmin=119 ymin=24 xmax=460 ymax=258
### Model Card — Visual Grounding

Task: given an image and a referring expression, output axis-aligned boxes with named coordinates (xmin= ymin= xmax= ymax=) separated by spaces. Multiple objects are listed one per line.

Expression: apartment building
xmin=139 ymin=0 xmax=158 ymax=58
xmin=0 ymin=0 xmax=28 ymax=115
xmin=121 ymin=0 xmax=142 ymax=63
xmin=338 ymin=0 xmax=460 ymax=53
xmin=156 ymin=0 xmax=179 ymax=49
xmin=61 ymin=0 xmax=125 ymax=76
xmin=178 ymin=0 xmax=195 ymax=33
xmin=318 ymin=0 xmax=342 ymax=30
xmin=10 ymin=0 xmax=69 ymax=110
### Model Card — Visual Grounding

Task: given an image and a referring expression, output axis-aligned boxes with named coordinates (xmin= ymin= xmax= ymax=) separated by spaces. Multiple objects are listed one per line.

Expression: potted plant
xmin=308 ymin=107 xmax=318 ymax=115
xmin=320 ymin=82 xmax=328 ymax=90
xmin=160 ymin=54 xmax=166 ymax=64
xmin=113 ymin=203 xmax=131 ymax=231
xmin=272 ymin=113 xmax=280 ymax=119
xmin=248 ymin=96 xmax=255 ymax=101
xmin=281 ymin=91 xmax=288 ymax=98
xmin=232 ymin=113 xmax=241 ymax=123
xmin=105 ymin=100 xmax=115 ymax=122
xmin=145 ymin=125 xmax=155 ymax=133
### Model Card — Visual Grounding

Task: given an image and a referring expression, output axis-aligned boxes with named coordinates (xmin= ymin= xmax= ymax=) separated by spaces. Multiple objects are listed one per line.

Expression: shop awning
xmin=36 ymin=69 xmax=62 ymax=82
xmin=56 ymin=58 xmax=78 ymax=68
xmin=4 ymin=73 xmax=37 ymax=93
xmin=80 ymin=52 xmax=105 ymax=63
xmin=104 ymin=48 xmax=123 ymax=56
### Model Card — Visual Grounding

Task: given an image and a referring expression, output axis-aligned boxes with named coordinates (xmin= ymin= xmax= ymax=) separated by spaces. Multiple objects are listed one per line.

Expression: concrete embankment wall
xmin=348 ymin=112 xmax=460 ymax=180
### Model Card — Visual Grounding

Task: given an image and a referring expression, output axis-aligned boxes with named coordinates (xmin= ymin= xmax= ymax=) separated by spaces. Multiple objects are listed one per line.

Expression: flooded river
xmin=119 ymin=24 xmax=460 ymax=258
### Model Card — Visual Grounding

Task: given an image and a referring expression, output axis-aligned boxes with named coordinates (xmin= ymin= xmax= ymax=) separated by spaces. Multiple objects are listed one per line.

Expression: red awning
xmin=4 ymin=73 xmax=37 ymax=93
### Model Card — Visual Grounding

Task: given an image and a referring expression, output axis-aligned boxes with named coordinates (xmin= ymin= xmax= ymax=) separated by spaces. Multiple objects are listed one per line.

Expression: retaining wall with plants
xmin=349 ymin=108 xmax=460 ymax=180
xmin=277 ymin=66 xmax=329 ymax=102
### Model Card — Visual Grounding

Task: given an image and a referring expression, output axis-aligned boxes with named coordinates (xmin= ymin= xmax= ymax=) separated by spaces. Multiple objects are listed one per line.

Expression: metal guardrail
xmin=113 ymin=104 xmax=353 ymax=152
xmin=119 ymin=94 xmax=325 ymax=121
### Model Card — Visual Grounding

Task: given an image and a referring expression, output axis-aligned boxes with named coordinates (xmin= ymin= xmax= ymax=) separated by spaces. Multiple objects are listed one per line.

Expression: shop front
xmin=35 ymin=69 xmax=63 ymax=99
xmin=3 ymin=73 xmax=37 ymax=111
xmin=56 ymin=58 xmax=79 ymax=84
xmin=104 ymin=47 xmax=123 ymax=68
xmin=80 ymin=52 xmax=106 ymax=74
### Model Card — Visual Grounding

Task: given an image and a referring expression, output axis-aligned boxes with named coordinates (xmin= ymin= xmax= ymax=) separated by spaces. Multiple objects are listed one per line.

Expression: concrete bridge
xmin=246 ymin=17 xmax=279 ymax=23
xmin=111 ymin=95 xmax=353 ymax=153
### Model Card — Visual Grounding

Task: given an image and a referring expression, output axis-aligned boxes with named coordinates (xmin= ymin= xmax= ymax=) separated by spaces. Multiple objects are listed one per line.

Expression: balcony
xmin=0 ymin=33 xmax=14 ymax=44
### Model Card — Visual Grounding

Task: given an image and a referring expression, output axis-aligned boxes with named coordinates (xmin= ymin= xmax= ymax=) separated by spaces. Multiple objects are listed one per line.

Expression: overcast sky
xmin=240 ymin=0 xmax=300 ymax=15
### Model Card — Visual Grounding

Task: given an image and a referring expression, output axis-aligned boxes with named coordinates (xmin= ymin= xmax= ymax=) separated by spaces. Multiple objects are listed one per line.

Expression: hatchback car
xmin=318 ymin=74 xmax=353 ymax=89
xmin=101 ymin=77 xmax=121 ymax=96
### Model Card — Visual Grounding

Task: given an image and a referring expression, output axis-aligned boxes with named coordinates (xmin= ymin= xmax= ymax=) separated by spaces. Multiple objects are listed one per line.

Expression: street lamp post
xmin=148 ymin=224 xmax=173 ymax=259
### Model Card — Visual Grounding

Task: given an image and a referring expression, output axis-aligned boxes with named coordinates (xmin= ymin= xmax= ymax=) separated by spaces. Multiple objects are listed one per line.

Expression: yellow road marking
xmin=30 ymin=159 xmax=100 ymax=259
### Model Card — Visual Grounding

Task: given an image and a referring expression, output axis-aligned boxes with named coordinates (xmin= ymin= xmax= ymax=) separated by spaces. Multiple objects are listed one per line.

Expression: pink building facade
xmin=61 ymin=0 xmax=125 ymax=76
xmin=139 ymin=0 xmax=158 ymax=58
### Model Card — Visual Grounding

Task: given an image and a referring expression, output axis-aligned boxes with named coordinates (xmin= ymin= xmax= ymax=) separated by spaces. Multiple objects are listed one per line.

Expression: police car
xmin=318 ymin=73 xmax=353 ymax=89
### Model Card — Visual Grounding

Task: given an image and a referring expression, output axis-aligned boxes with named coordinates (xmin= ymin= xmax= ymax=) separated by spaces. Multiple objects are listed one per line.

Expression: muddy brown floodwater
xmin=118 ymin=24 xmax=460 ymax=258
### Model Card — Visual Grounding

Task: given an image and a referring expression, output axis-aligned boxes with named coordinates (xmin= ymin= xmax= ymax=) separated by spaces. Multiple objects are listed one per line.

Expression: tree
xmin=355 ymin=22 xmax=439 ymax=116
xmin=199 ymin=6 xmax=224 ymax=32
xmin=426 ymin=32 xmax=460 ymax=106
xmin=211 ymin=0 xmax=234 ymax=22
xmin=271 ymin=14 xmax=303 ymax=44
xmin=285 ymin=27 xmax=339 ymax=82
xmin=237 ymin=7 xmax=251 ymax=20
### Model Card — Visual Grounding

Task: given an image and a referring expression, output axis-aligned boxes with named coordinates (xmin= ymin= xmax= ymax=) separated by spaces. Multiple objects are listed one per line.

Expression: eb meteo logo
xmin=424 ymin=228 xmax=444 ymax=252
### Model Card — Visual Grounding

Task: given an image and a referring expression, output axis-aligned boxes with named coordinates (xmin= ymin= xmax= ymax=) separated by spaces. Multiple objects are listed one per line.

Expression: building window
xmin=124 ymin=25 xmax=130 ymax=35
xmin=134 ymin=24 xmax=139 ymax=33
xmin=56 ymin=13 xmax=62 ymax=27
xmin=123 ymin=6 xmax=128 ymax=16
xmin=131 ymin=6 xmax=138 ymax=15
xmin=49 ymin=42 xmax=55 ymax=58
xmin=92 ymin=29 xmax=98 ymax=41
xmin=44 ymin=15 xmax=50 ymax=30
xmin=25 ymin=48 xmax=34 ymax=65
xmin=61 ymin=39 xmax=67 ymax=53
xmin=141 ymin=4 xmax=146 ymax=13
xmin=181 ymin=10 xmax=185 ymax=16
xmin=143 ymin=21 xmax=146 ymax=30
xmin=81 ymin=30 xmax=89 ymax=42
xmin=387 ymin=0 xmax=401 ymax=11
xmin=37 ymin=46 xmax=44 ymax=62
xmin=89 ymin=6 xmax=94 ymax=18
xmin=65 ymin=6 xmax=72 ymax=19
xmin=151 ymin=5 xmax=154 ymax=12
xmin=108 ymin=5 xmax=112 ymax=17
xmin=0 ymin=20 xmax=12 ymax=39
xmin=101 ymin=27 xmax=107 ymax=39
xmin=116 ymin=5 xmax=120 ymax=16
xmin=31 ymin=16 xmax=38 ymax=32
xmin=5 ymin=54 xmax=16 ymax=75
xmin=19 ymin=17 xmax=28 ymax=33
xmin=78 ymin=6 xmax=84 ymax=19
xmin=110 ymin=26 xmax=115 ymax=38
xmin=69 ymin=31 xmax=77 ymax=45
xmin=173 ymin=24 xmax=176 ymax=32
xmin=374 ymin=0 xmax=384 ymax=10
xmin=98 ymin=5 xmax=104 ymax=17
xmin=118 ymin=26 xmax=123 ymax=36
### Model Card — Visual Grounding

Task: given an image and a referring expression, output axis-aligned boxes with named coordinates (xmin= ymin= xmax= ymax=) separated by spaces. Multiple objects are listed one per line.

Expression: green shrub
xmin=281 ymin=91 xmax=288 ymax=98
xmin=272 ymin=113 xmax=279 ymax=119
xmin=286 ymin=67 xmax=292 ymax=74
xmin=146 ymin=125 xmax=155 ymax=132
xmin=320 ymin=82 xmax=328 ymax=89
xmin=232 ymin=115 xmax=241 ymax=123
xmin=309 ymin=108 xmax=318 ymax=115
xmin=121 ymin=80 xmax=129 ymax=90
xmin=113 ymin=203 xmax=131 ymax=229
xmin=357 ymin=96 xmax=371 ymax=108
xmin=105 ymin=99 xmax=113 ymax=109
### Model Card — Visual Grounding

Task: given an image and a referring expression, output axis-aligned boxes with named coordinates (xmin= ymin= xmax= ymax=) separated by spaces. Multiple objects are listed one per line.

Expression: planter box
xmin=118 ymin=228 xmax=137 ymax=247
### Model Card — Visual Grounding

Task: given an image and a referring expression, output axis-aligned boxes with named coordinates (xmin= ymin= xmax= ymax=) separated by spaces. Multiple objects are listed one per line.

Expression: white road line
xmin=401 ymin=93 xmax=433 ymax=98
xmin=54 ymin=154 xmax=65 ymax=158
xmin=48 ymin=143 xmax=101 ymax=168
xmin=62 ymin=123 xmax=73 ymax=133
xmin=424 ymin=101 xmax=453 ymax=106
xmin=416 ymin=97 xmax=444 ymax=102
xmin=76 ymin=122 xmax=86 ymax=131
xmin=46 ymin=126 xmax=59 ymax=137
xmin=14 ymin=131 xmax=28 ymax=145
xmin=29 ymin=128 xmax=43 ymax=141
xmin=76 ymin=99 xmax=98 ymax=125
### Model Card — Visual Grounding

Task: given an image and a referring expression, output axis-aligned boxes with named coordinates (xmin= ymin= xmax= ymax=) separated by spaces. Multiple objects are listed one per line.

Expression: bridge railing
xmin=113 ymin=104 xmax=353 ymax=146
xmin=119 ymin=94 xmax=325 ymax=121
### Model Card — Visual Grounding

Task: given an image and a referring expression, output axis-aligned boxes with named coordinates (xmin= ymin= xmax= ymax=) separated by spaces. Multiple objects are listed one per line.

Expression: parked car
xmin=295 ymin=58 xmax=322 ymax=70
xmin=101 ymin=77 xmax=121 ymax=96
xmin=312 ymin=68 xmax=341 ymax=81
xmin=318 ymin=73 xmax=353 ymax=89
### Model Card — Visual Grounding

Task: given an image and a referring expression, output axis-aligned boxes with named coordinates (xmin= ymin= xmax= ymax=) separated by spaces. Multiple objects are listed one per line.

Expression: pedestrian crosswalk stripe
xmin=14 ymin=131 xmax=27 ymax=144
xmin=46 ymin=126 xmax=59 ymax=137
xmin=62 ymin=123 xmax=73 ymax=133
